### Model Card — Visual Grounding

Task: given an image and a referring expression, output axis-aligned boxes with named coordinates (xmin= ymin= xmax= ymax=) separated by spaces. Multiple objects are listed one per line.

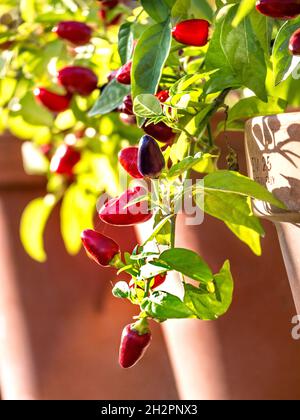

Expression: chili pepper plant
xmin=1 ymin=0 xmax=300 ymax=368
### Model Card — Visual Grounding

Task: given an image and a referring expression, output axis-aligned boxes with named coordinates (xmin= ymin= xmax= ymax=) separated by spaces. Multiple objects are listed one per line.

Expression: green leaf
xmin=132 ymin=20 xmax=172 ymax=98
xmin=143 ymin=214 xmax=174 ymax=246
xmin=158 ymin=248 xmax=213 ymax=283
xmin=184 ymin=260 xmax=234 ymax=320
xmin=16 ymin=92 xmax=53 ymax=127
xmin=141 ymin=0 xmax=171 ymax=22
xmin=20 ymin=0 xmax=35 ymax=22
xmin=89 ymin=79 xmax=131 ymax=117
xmin=152 ymin=211 xmax=171 ymax=245
xmin=118 ymin=22 xmax=134 ymax=65
xmin=218 ymin=96 xmax=287 ymax=132
xmin=272 ymin=17 xmax=300 ymax=85
xmin=196 ymin=190 xmax=265 ymax=234
xmin=167 ymin=154 xmax=203 ymax=178
xmin=60 ymin=184 xmax=95 ymax=255
xmin=133 ymin=94 xmax=163 ymax=118
xmin=249 ymin=9 xmax=273 ymax=55
xmin=172 ymin=0 xmax=191 ymax=21
xmin=141 ymin=291 xmax=195 ymax=320
xmin=204 ymin=170 xmax=285 ymax=208
xmin=232 ymin=0 xmax=256 ymax=27
xmin=206 ymin=4 xmax=267 ymax=101
xmin=191 ymin=0 xmax=213 ymax=21
xmin=225 ymin=222 xmax=262 ymax=256
xmin=20 ymin=195 xmax=56 ymax=263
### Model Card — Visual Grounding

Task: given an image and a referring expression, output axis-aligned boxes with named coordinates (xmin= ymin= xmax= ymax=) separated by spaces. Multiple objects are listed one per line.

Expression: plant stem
xmin=207 ymin=122 xmax=213 ymax=147
xmin=144 ymin=279 xmax=150 ymax=298
xmin=171 ymin=215 xmax=177 ymax=249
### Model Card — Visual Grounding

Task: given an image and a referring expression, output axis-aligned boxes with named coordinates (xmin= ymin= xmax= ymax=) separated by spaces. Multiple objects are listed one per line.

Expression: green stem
xmin=171 ymin=215 xmax=177 ymax=249
xmin=144 ymin=279 xmax=150 ymax=298
xmin=207 ymin=122 xmax=213 ymax=148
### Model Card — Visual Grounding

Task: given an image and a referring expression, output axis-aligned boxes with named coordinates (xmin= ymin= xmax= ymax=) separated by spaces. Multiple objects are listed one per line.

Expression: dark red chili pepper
xmin=152 ymin=273 xmax=167 ymax=289
xmin=156 ymin=90 xmax=169 ymax=103
xmin=138 ymin=135 xmax=165 ymax=179
xmin=58 ymin=66 xmax=98 ymax=96
xmin=120 ymin=94 xmax=133 ymax=115
xmin=40 ymin=144 xmax=52 ymax=159
xmin=256 ymin=0 xmax=300 ymax=19
xmin=98 ymin=186 xmax=152 ymax=226
xmin=118 ymin=147 xmax=143 ymax=179
xmin=143 ymin=121 xmax=176 ymax=144
xmin=81 ymin=229 xmax=120 ymax=267
xmin=116 ymin=61 xmax=132 ymax=85
xmin=119 ymin=320 xmax=152 ymax=368
xmin=107 ymin=69 xmax=118 ymax=82
xmin=290 ymin=29 xmax=300 ymax=55
xmin=172 ymin=19 xmax=210 ymax=47
xmin=53 ymin=21 xmax=92 ymax=46
xmin=119 ymin=113 xmax=136 ymax=125
xmin=0 ymin=40 xmax=14 ymax=50
xmin=98 ymin=0 xmax=122 ymax=25
xmin=50 ymin=144 xmax=81 ymax=176
xmin=34 ymin=88 xmax=71 ymax=113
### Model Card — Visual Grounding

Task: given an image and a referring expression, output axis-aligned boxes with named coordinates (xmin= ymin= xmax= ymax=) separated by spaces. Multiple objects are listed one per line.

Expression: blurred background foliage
xmin=0 ymin=0 xmax=144 ymax=260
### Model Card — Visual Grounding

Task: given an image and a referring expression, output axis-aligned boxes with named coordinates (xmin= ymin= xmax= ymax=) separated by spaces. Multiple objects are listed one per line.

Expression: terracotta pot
xmin=0 ymin=133 xmax=178 ymax=400
xmin=136 ymin=119 xmax=300 ymax=400
xmin=245 ymin=112 xmax=300 ymax=315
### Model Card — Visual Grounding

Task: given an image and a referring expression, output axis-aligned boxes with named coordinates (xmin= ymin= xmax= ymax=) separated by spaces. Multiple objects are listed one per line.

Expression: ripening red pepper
xmin=107 ymin=69 xmax=118 ymax=82
xmin=172 ymin=19 xmax=210 ymax=47
xmin=81 ymin=229 xmax=120 ymax=267
xmin=256 ymin=0 xmax=300 ymax=19
xmin=50 ymin=144 xmax=81 ymax=176
xmin=119 ymin=113 xmax=136 ymax=126
xmin=120 ymin=94 xmax=133 ymax=115
xmin=98 ymin=0 xmax=121 ymax=25
xmin=119 ymin=321 xmax=152 ymax=368
xmin=98 ymin=186 xmax=152 ymax=226
xmin=289 ymin=29 xmax=300 ymax=55
xmin=58 ymin=66 xmax=98 ymax=96
xmin=143 ymin=121 xmax=176 ymax=144
xmin=156 ymin=90 xmax=169 ymax=103
xmin=138 ymin=135 xmax=165 ymax=179
xmin=40 ymin=144 xmax=52 ymax=159
xmin=116 ymin=61 xmax=132 ymax=85
xmin=151 ymin=273 xmax=167 ymax=289
xmin=53 ymin=21 xmax=92 ymax=46
xmin=34 ymin=88 xmax=71 ymax=113
xmin=118 ymin=147 xmax=143 ymax=179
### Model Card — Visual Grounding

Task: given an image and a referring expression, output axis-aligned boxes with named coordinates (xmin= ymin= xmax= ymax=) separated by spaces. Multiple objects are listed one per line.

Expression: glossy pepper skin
xmin=138 ymin=135 xmax=165 ymax=179
xmin=119 ymin=322 xmax=152 ymax=368
xmin=34 ymin=88 xmax=71 ymax=113
xmin=119 ymin=113 xmax=136 ymax=125
xmin=50 ymin=144 xmax=81 ymax=176
xmin=156 ymin=90 xmax=169 ymax=103
xmin=152 ymin=273 xmax=167 ymax=289
xmin=116 ymin=61 xmax=132 ymax=85
xmin=53 ymin=21 xmax=92 ymax=45
xmin=256 ymin=0 xmax=300 ymax=19
xmin=290 ymin=29 xmax=300 ymax=55
xmin=120 ymin=94 xmax=133 ymax=115
xmin=143 ymin=121 xmax=176 ymax=144
xmin=58 ymin=66 xmax=98 ymax=96
xmin=81 ymin=229 xmax=120 ymax=267
xmin=118 ymin=147 xmax=143 ymax=179
xmin=99 ymin=186 xmax=152 ymax=226
xmin=172 ymin=19 xmax=210 ymax=47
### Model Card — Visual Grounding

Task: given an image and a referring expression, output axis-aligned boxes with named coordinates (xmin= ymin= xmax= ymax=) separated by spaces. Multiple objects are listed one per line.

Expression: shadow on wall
xmin=246 ymin=114 xmax=300 ymax=220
